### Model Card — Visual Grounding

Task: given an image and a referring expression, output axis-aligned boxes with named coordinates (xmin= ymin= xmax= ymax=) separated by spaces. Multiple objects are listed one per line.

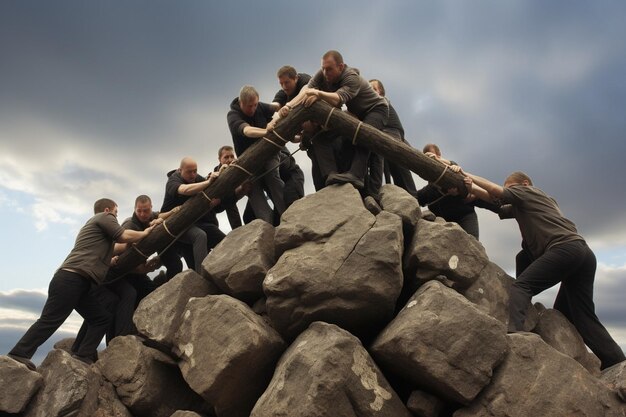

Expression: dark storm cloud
xmin=0 ymin=289 xmax=46 ymax=315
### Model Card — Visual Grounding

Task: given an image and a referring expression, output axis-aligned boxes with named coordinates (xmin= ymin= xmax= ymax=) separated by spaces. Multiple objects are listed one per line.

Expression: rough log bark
xmin=300 ymin=100 xmax=468 ymax=194
xmin=106 ymin=100 xmax=466 ymax=282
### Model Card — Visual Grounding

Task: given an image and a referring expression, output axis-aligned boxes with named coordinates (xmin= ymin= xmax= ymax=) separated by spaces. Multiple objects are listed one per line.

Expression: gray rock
xmin=203 ymin=219 xmax=275 ymax=303
xmin=462 ymin=262 xmax=514 ymax=326
xmin=404 ymin=219 xmax=489 ymax=290
xmin=250 ymin=321 xmax=412 ymax=417
xmin=533 ymin=308 xmax=601 ymax=376
xmin=379 ymin=184 xmax=422 ymax=231
xmin=601 ymin=361 xmax=626 ymax=402
xmin=406 ymin=390 xmax=445 ymax=417
xmin=170 ymin=412 xmax=205 ymax=417
xmin=173 ymin=295 xmax=285 ymax=417
xmin=88 ymin=373 xmax=134 ymax=417
xmin=22 ymin=349 xmax=98 ymax=417
xmin=134 ymin=269 xmax=218 ymax=346
xmin=98 ymin=335 xmax=211 ymax=417
xmin=52 ymin=337 xmax=76 ymax=353
xmin=0 ymin=355 xmax=43 ymax=414
xmin=455 ymin=333 xmax=625 ymax=417
xmin=266 ymin=185 xmax=404 ymax=339
xmin=421 ymin=209 xmax=436 ymax=221
xmin=371 ymin=281 xmax=509 ymax=405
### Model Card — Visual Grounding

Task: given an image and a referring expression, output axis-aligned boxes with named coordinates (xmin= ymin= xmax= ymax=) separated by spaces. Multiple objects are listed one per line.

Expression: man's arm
xmin=464 ymin=171 xmax=504 ymax=199
xmin=157 ymin=205 xmax=181 ymax=221
xmin=177 ymin=173 xmax=218 ymax=196
xmin=116 ymin=225 xmax=155 ymax=244
xmin=304 ymin=88 xmax=342 ymax=108
xmin=242 ymin=125 xmax=272 ymax=138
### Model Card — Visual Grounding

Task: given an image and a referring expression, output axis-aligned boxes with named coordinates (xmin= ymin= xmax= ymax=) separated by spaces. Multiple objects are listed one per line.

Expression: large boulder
xmin=0 ymin=355 xmax=43 ymax=414
xmin=21 ymin=349 xmax=99 ymax=417
xmin=462 ymin=262 xmax=514 ymax=325
xmin=173 ymin=295 xmax=285 ymax=417
xmin=134 ymin=269 xmax=219 ymax=346
xmin=532 ymin=308 xmax=601 ymax=376
xmin=251 ymin=321 xmax=412 ymax=417
xmin=379 ymin=184 xmax=422 ymax=232
xmin=203 ymin=219 xmax=275 ymax=303
xmin=404 ymin=219 xmax=489 ymax=290
xmin=371 ymin=280 xmax=509 ymax=405
xmin=601 ymin=361 xmax=626 ymax=402
xmin=266 ymin=184 xmax=404 ymax=340
xmin=455 ymin=333 xmax=625 ymax=417
xmin=98 ymin=335 xmax=211 ymax=417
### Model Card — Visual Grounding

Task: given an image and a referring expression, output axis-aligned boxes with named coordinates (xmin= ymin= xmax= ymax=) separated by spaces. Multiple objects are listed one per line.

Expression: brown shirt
xmin=500 ymin=185 xmax=583 ymax=259
xmin=60 ymin=212 xmax=124 ymax=284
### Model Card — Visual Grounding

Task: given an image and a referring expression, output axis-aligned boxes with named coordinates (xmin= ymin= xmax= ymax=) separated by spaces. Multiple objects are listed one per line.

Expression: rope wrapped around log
xmin=105 ymin=100 xmax=468 ymax=282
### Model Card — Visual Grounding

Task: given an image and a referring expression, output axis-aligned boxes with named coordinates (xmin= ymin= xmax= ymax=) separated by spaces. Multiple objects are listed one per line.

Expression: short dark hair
xmin=134 ymin=195 xmax=151 ymax=206
xmin=423 ymin=143 xmax=441 ymax=156
xmin=506 ymin=171 xmax=533 ymax=186
xmin=323 ymin=50 xmax=344 ymax=65
xmin=369 ymin=79 xmax=385 ymax=97
xmin=218 ymin=145 xmax=234 ymax=159
xmin=94 ymin=198 xmax=117 ymax=214
xmin=277 ymin=65 xmax=297 ymax=79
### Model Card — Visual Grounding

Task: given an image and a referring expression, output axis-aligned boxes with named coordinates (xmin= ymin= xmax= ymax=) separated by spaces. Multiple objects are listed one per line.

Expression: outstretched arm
xmin=463 ymin=171 xmax=504 ymax=199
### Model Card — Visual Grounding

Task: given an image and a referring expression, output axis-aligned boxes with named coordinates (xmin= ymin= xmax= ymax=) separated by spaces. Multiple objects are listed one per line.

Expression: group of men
xmin=7 ymin=49 xmax=624 ymax=373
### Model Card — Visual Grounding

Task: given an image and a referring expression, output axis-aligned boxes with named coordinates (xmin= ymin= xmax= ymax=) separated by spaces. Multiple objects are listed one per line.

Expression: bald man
xmin=161 ymin=157 xmax=225 ymax=273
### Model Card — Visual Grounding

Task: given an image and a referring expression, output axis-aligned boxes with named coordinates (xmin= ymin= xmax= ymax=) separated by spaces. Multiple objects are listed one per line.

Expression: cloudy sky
xmin=2 ymin=1 xmax=626 ymax=364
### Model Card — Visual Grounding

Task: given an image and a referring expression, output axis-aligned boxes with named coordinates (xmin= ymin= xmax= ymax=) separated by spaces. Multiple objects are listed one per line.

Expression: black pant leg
xmin=554 ymin=243 xmax=625 ymax=369
xmin=10 ymin=270 xmax=96 ymax=359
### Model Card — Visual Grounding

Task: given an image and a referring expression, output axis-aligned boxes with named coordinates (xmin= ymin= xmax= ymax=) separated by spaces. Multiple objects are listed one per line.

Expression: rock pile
xmin=1 ymin=184 xmax=624 ymax=417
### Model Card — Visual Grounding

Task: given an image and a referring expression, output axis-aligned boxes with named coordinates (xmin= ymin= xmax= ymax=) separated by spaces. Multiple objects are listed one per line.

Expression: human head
xmin=179 ymin=157 xmax=198 ymax=183
xmin=239 ymin=85 xmax=259 ymax=117
xmin=422 ymin=143 xmax=441 ymax=157
xmin=218 ymin=145 xmax=236 ymax=166
xmin=277 ymin=66 xmax=299 ymax=97
xmin=321 ymin=50 xmax=345 ymax=84
xmin=134 ymin=195 xmax=153 ymax=224
xmin=369 ymin=79 xmax=385 ymax=97
xmin=504 ymin=171 xmax=533 ymax=188
xmin=94 ymin=198 xmax=117 ymax=215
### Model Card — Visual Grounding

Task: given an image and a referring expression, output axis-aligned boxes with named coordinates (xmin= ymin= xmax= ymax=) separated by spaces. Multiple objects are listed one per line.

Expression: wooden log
xmin=106 ymin=100 xmax=466 ymax=281
xmin=297 ymin=100 xmax=468 ymax=196
xmin=104 ymin=111 xmax=308 ymax=283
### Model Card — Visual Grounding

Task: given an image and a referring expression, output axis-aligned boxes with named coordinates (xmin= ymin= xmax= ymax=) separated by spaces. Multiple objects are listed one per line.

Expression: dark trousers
xmin=509 ymin=240 xmax=625 ymax=369
xmin=73 ymin=273 xmax=157 ymax=351
xmin=10 ymin=269 xmax=111 ymax=359
xmin=455 ymin=211 xmax=479 ymax=240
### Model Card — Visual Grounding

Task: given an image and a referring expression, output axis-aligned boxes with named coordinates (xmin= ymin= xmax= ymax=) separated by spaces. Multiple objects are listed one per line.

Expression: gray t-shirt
xmin=308 ymin=65 xmax=386 ymax=120
xmin=500 ymin=185 xmax=583 ymax=259
xmin=60 ymin=212 xmax=124 ymax=284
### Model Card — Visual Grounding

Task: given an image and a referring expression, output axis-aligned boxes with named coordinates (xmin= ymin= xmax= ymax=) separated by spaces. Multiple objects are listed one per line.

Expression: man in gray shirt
xmin=464 ymin=170 xmax=625 ymax=370
xmin=277 ymin=50 xmax=388 ymax=198
xmin=8 ymin=198 xmax=154 ymax=370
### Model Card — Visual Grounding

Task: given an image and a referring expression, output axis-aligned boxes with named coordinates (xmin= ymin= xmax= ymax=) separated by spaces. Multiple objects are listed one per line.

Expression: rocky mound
xmin=2 ymin=184 xmax=625 ymax=417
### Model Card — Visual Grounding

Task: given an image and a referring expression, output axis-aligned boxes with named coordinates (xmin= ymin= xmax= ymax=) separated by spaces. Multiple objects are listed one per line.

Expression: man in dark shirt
xmin=161 ymin=157 xmax=225 ymax=273
xmin=417 ymin=143 xmax=498 ymax=240
xmin=213 ymin=145 xmax=245 ymax=230
xmin=272 ymin=65 xmax=312 ymax=112
xmin=227 ymin=85 xmax=286 ymax=224
xmin=464 ymin=170 xmax=625 ymax=369
xmin=8 ymin=198 xmax=154 ymax=369
xmin=277 ymin=50 xmax=389 ymax=198
xmin=369 ymin=78 xmax=419 ymax=199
